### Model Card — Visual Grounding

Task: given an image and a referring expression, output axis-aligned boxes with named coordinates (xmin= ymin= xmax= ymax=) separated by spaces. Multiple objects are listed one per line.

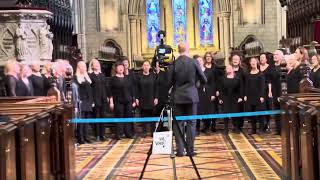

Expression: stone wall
xmin=84 ymin=0 xmax=128 ymax=61
xmin=232 ymin=0 xmax=281 ymax=53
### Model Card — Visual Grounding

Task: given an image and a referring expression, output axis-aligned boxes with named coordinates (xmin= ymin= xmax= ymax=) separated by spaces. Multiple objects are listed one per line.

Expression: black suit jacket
xmin=169 ymin=55 xmax=207 ymax=104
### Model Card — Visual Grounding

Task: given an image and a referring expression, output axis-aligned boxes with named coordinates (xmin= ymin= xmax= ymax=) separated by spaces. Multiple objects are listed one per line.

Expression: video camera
xmin=152 ymin=30 xmax=175 ymax=68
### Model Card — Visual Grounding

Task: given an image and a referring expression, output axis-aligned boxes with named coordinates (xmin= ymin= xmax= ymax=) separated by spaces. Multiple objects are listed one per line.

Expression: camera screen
xmin=158 ymin=48 xmax=166 ymax=54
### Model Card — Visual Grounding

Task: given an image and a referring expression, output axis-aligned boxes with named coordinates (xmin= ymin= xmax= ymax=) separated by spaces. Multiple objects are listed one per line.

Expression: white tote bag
xmin=152 ymin=131 xmax=173 ymax=155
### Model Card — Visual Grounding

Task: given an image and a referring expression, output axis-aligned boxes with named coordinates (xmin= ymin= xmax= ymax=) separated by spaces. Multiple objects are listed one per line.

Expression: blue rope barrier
xmin=71 ymin=110 xmax=283 ymax=123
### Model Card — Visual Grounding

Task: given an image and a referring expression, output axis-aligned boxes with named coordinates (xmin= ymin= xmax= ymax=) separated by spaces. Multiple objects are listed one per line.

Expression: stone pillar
xmin=221 ymin=12 xmax=231 ymax=64
xmin=129 ymin=17 xmax=138 ymax=66
xmin=136 ymin=18 xmax=142 ymax=55
xmin=0 ymin=9 xmax=53 ymax=66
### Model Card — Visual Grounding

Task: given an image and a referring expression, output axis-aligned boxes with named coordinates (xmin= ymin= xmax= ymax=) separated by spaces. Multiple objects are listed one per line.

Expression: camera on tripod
xmin=152 ymin=30 xmax=175 ymax=68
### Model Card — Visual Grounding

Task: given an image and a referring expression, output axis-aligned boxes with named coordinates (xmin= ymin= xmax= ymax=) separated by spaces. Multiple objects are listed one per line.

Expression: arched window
xmin=146 ymin=0 xmax=161 ymax=48
xmin=173 ymin=0 xmax=187 ymax=45
xmin=199 ymin=0 xmax=213 ymax=46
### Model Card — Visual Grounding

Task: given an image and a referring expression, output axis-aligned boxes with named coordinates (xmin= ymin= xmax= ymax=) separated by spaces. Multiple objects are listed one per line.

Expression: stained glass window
xmin=173 ymin=0 xmax=187 ymax=45
xmin=146 ymin=0 xmax=160 ymax=48
xmin=199 ymin=0 xmax=213 ymax=46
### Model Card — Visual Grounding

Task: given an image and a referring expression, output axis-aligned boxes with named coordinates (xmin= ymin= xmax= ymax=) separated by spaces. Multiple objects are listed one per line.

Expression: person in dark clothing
xmin=122 ymin=58 xmax=136 ymax=135
xmin=109 ymin=61 xmax=135 ymax=140
xmin=154 ymin=61 xmax=170 ymax=116
xmin=4 ymin=60 xmax=20 ymax=96
xmin=270 ymin=50 xmax=284 ymax=135
xmin=136 ymin=60 xmax=158 ymax=137
xmin=29 ymin=62 xmax=46 ymax=96
xmin=259 ymin=53 xmax=273 ymax=131
xmin=89 ymin=59 xmax=108 ymax=141
xmin=16 ymin=65 xmax=33 ymax=96
xmin=194 ymin=54 xmax=206 ymax=134
xmin=75 ymin=61 xmax=94 ymax=144
xmin=244 ymin=57 xmax=266 ymax=134
xmin=201 ymin=52 xmax=217 ymax=133
xmin=219 ymin=65 xmax=243 ymax=133
xmin=310 ymin=54 xmax=320 ymax=88
xmin=230 ymin=54 xmax=246 ymax=131
xmin=287 ymin=54 xmax=303 ymax=94
xmin=168 ymin=43 xmax=207 ymax=157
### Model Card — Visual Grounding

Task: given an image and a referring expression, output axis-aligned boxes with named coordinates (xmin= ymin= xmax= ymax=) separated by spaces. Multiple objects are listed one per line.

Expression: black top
xmin=260 ymin=65 xmax=272 ymax=93
xmin=168 ymin=55 xmax=207 ymax=104
xmin=220 ymin=76 xmax=242 ymax=113
xmin=89 ymin=72 xmax=108 ymax=107
xmin=203 ymin=68 xmax=216 ymax=97
xmin=310 ymin=68 xmax=320 ymax=88
xmin=287 ymin=65 xmax=303 ymax=94
xmin=234 ymin=67 xmax=246 ymax=97
xmin=156 ymin=70 xmax=170 ymax=103
xmin=110 ymin=76 xmax=135 ymax=104
xmin=212 ymin=65 xmax=225 ymax=93
xmin=29 ymin=74 xmax=46 ymax=96
xmin=245 ymin=72 xmax=265 ymax=105
xmin=16 ymin=79 xmax=34 ymax=96
xmin=269 ymin=64 xmax=281 ymax=100
xmin=74 ymin=76 xmax=93 ymax=112
xmin=4 ymin=75 xmax=18 ymax=96
xmin=136 ymin=73 xmax=158 ymax=110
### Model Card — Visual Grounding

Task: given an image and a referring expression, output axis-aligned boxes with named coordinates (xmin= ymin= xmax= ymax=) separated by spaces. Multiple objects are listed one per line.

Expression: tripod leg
xmin=171 ymin=134 xmax=177 ymax=180
xmin=139 ymin=120 xmax=164 ymax=180
xmin=173 ymin=118 xmax=201 ymax=179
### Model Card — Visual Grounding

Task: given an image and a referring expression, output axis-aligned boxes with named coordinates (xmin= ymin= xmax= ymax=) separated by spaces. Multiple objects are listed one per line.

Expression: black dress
xmin=89 ymin=72 xmax=108 ymax=140
xmin=244 ymin=72 xmax=265 ymax=133
xmin=233 ymin=67 xmax=246 ymax=129
xmin=29 ymin=74 xmax=46 ymax=96
xmin=269 ymin=64 xmax=282 ymax=134
xmin=4 ymin=75 xmax=18 ymax=96
xmin=287 ymin=65 xmax=303 ymax=94
xmin=155 ymin=70 xmax=170 ymax=113
xmin=220 ymin=76 xmax=242 ymax=131
xmin=136 ymin=72 xmax=158 ymax=135
xmin=310 ymin=68 xmax=320 ymax=88
xmin=201 ymin=67 xmax=217 ymax=132
xmin=110 ymin=76 xmax=135 ymax=139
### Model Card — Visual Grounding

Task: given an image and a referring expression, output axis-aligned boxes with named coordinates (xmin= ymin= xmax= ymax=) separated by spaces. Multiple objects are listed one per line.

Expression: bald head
xmin=178 ymin=43 xmax=189 ymax=54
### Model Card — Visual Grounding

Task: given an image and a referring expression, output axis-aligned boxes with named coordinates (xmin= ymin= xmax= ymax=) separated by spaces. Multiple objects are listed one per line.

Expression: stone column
xmin=221 ymin=12 xmax=231 ymax=64
xmin=136 ymin=17 xmax=142 ymax=55
xmin=129 ymin=17 xmax=138 ymax=66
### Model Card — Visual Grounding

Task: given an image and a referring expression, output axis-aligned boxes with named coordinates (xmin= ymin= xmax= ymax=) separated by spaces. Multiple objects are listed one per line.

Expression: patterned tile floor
xmin=75 ymin=132 xmax=282 ymax=180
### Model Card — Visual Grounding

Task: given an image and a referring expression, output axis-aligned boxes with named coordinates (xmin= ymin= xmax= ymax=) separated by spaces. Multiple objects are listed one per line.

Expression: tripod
xmin=139 ymin=103 xmax=201 ymax=180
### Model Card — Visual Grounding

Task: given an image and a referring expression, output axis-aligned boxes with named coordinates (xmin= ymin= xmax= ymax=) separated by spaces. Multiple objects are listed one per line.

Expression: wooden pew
xmin=0 ymin=97 xmax=74 ymax=180
xmin=0 ymin=121 xmax=17 ymax=180
xmin=280 ymin=93 xmax=320 ymax=180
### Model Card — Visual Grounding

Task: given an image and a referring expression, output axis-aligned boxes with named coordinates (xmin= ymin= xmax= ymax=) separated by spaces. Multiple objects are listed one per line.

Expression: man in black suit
xmin=169 ymin=43 xmax=207 ymax=156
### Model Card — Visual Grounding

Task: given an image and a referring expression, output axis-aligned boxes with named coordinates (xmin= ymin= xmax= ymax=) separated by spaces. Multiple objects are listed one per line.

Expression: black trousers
xmin=93 ymin=106 xmax=105 ymax=137
xmin=202 ymin=101 xmax=216 ymax=131
xmin=77 ymin=111 xmax=91 ymax=141
xmin=114 ymin=101 xmax=133 ymax=138
xmin=140 ymin=109 xmax=155 ymax=134
xmin=236 ymin=102 xmax=245 ymax=129
xmin=173 ymin=103 xmax=197 ymax=155
xmin=246 ymin=104 xmax=265 ymax=132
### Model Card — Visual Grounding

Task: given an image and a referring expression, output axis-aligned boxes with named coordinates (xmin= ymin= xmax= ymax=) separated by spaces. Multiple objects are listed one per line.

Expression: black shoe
xmin=187 ymin=152 xmax=197 ymax=157
xmin=211 ymin=126 xmax=216 ymax=132
xmin=175 ymin=153 xmax=184 ymax=157
xmin=84 ymin=139 xmax=93 ymax=144
xmin=100 ymin=136 xmax=106 ymax=141
xmin=78 ymin=139 xmax=85 ymax=144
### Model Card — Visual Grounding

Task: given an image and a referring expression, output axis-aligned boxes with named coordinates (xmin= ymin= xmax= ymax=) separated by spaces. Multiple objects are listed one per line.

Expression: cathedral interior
xmin=1 ymin=0 xmax=320 ymax=180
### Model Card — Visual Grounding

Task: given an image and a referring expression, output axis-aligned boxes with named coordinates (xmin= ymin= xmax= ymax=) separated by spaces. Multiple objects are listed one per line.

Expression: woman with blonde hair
xmin=88 ymin=58 xmax=108 ymax=141
xmin=74 ymin=61 xmax=94 ymax=144
xmin=4 ymin=59 xmax=20 ymax=96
